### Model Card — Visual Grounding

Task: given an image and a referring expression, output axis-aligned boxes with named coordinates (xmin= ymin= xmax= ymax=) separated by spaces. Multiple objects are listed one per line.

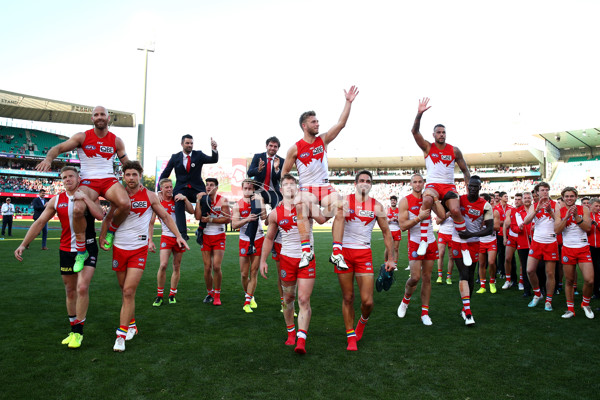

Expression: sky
xmin=1 ymin=0 xmax=599 ymax=174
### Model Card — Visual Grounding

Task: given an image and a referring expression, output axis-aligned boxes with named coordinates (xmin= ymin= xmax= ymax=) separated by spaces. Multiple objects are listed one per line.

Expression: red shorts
xmin=239 ymin=236 xmax=264 ymax=257
xmin=336 ymin=248 xmax=374 ymax=274
xmin=80 ymin=177 xmax=120 ymax=197
xmin=437 ymin=232 xmax=452 ymax=246
xmin=279 ymin=254 xmax=316 ymax=282
xmin=506 ymin=233 xmax=530 ymax=250
xmin=272 ymin=242 xmax=282 ymax=261
xmin=561 ymin=245 xmax=592 ymax=265
xmin=160 ymin=235 xmax=186 ymax=253
xmin=112 ymin=245 xmax=149 ymax=272
xmin=424 ymin=183 xmax=457 ymax=200
xmin=479 ymin=240 xmax=497 ymax=254
xmin=391 ymin=230 xmax=402 ymax=241
xmin=201 ymin=233 xmax=226 ymax=252
xmin=299 ymin=185 xmax=336 ymax=203
xmin=528 ymin=240 xmax=559 ymax=261
xmin=450 ymin=241 xmax=480 ymax=261
xmin=408 ymin=241 xmax=439 ymax=261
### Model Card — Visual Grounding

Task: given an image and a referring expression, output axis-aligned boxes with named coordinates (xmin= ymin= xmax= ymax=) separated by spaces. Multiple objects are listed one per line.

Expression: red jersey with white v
xmin=452 ymin=195 xmax=486 ymax=243
xmin=406 ymin=194 xmax=434 ymax=244
xmin=76 ymin=129 xmax=118 ymax=179
xmin=55 ymin=192 xmax=77 ymax=252
xmin=588 ymin=212 xmax=600 ymax=247
xmin=560 ymin=205 xmax=588 ymax=248
xmin=204 ymin=194 xmax=226 ymax=235
xmin=343 ymin=194 xmax=377 ymax=249
xmin=424 ymin=143 xmax=455 ymax=184
xmin=494 ymin=204 xmax=513 ymax=236
xmin=508 ymin=205 xmax=531 ymax=248
xmin=115 ymin=187 xmax=153 ymax=250
xmin=238 ymin=198 xmax=264 ymax=241
xmin=295 ymin=136 xmax=329 ymax=187
xmin=159 ymin=199 xmax=177 ymax=238
xmin=387 ymin=206 xmax=400 ymax=233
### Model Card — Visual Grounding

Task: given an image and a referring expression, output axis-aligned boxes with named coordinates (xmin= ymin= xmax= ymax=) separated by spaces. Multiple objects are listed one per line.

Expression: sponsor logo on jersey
xmin=132 ymin=201 xmax=148 ymax=209
xmin=82 ymin=180 xmax=91 ymax=185
xmin=138 ymin=257 xmax=145 ymax=262
xmin=366 ymin=262 xmax=372 ymax=267
xmin=358 ymin=210 xmax=375 ymax=218
xmin=468 ymin=209 xmax=481 ymax=217
xmin=299 ymin=152 xmax=310 ymax=158
xmin=441 ymin=154 xmax=452 ymax=161
xmin=86 ymin=238 xmax=95 ymax=244
xmin=100 ymin=146 xmax=114 ymax=153
xmin=313 ymin=146 xmax=324 ymax=155
xmin=138 ymin=235 xmax=147 ymax=241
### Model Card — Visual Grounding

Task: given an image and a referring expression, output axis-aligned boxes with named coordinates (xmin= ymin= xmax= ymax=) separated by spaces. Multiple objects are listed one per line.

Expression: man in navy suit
xmin=246 ymin=136 xmax=284 ymax=253
xmin=159 ymin=135 xmax=218 ymax=241
xmin=32 ymin=189 xmax=49 ymax=249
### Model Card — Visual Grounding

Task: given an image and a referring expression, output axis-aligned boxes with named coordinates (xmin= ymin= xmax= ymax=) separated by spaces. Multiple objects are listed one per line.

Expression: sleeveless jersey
xmin=387 ymin=206 xmax=400 ymax=233
xmin=114 ymin=187 xmax=153 ymax=250
xmin=406 ymin=194 xmax=435 ymax=244
xmin=452 ymin=195 xmax=489 ymax=243
xmin=494 ymin=203 xmax=513 ymax=236
xmin=295 ymin=136 xmax=329 ymax=187
xmin=438 ymin=216 xmax=454 ymax=235
xmin=276 ymin=202 xmax=313 ymax=258
xmin=159 ymin=198 xmax=177 ymax=238
xmin=55 ymin=192 xmax=96 ymax=252
xmin=508 ymin=205 xmax=532 ymax=247
xmin=560 ymin=205 xmax=588 ymax=248
xmin=204 ymin=194 xmax=227 ymax=235
xmin=76 ymin=129 xmax=118 ymax=179
xmin=238 ymin=198 xmax=264 ymax=241
xmin=588 ymin=211 xmax=600 ymax=247
xmin=343 ymin=194 xmax=378 ymax=249
xmin=424 ymin=143 xmax=455 ymax=184
xmin=532 ymin=200 xmax=557 ymax=244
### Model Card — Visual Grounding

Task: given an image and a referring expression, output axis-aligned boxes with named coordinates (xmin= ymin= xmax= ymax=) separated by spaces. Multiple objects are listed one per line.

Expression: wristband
xmin=577 ymin=219 xmax=583 ymax=225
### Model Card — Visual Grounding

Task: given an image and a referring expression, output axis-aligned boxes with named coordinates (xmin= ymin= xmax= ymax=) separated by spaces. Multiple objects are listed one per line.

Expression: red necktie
xmin=264 ymin=157 xmax=272 ymax=191
xmin=186 ymin=155 xmax=191 ymax=188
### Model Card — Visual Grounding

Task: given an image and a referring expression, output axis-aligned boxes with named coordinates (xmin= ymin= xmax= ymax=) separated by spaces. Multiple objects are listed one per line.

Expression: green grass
xmin=1 ymin=221 xmax=599 ymax=399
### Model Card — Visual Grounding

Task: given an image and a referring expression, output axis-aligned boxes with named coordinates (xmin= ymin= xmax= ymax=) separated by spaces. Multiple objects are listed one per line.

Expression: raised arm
xmin=36 ymin=132 xmax=85 ymax=172
xmin=321 ymin=86 xmax=359 ymax=146
xmin=411 ymin=98 xmax=432 ymax=154
xmin=454 ymin=146 xmax=471 ymax=182
xmin=281 ymin=144 xmax=298 ymax=176
xmin=115 ymin=136 xmax=130 ymax=164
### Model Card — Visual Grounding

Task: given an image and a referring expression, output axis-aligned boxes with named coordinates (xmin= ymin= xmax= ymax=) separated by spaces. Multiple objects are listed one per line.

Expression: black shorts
xmin=59 ymin=240 xmax=99 ymax=275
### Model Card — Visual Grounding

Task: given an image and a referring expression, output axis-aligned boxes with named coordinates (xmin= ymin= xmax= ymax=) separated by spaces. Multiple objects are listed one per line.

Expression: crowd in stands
xmin=0 ymin=176 xmax=64 ymax=194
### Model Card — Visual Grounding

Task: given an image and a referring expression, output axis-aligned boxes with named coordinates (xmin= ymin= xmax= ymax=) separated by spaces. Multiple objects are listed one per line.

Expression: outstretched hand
xmin=344 ymin=86 xmax=359 ymax=103
xmin=418 ymin=97 xmax=431 ymax=114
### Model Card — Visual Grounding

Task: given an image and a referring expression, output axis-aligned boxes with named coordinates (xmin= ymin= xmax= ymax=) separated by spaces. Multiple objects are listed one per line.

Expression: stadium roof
xmin=0 ymin=89 xmax=136 ymax=127
xmin=536 ymin=127 xmax=600 ymax=150
xmin=328 ymin=149 xmax=539 ymax=168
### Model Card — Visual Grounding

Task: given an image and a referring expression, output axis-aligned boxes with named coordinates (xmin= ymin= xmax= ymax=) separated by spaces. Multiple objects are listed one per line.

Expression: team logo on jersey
xmin=313 ymin=146 xmax=324 ymax=156
xmin=410 ymin=206 xmax=419 ymax=211
xmin=161 ymin=242 xmax=166 ymax=248
xmin=241 ymin=248 xmax=246 ymax=255
xmin=100 ymin=146 xmax=114 ymax=153
xmin=57 ymin=203 xmax=68 ymax=208
xmin=132 ymin=201 xmax=148 ymax=209
xmin=84 ymin=145 xmax=96 ymax=150
xmin=299 ymin=152 xmax=310 ymax=158
xmin=563 ymin=256 xmax=569 ymax=263
xmin=279 ymin=219 xmax=289 ymax=225
xmin=82 ymin=180 xmax=91 ymax=185
xmin=411 ymin=251 xmax=418 ymax=258
xmin=453 ymin=249 xmax=459 ymax=256
xmin=112 ymin=260 xmax=119 ymax=269
xmin=280 ymin=270 xmax=287 ymax=278
xmin=431 ymin=153 xmax=439 ymax=158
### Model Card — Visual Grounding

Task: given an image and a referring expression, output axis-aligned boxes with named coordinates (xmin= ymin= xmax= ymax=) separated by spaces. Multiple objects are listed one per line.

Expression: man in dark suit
xmin=32 ymin=189 xmax=49 ymax=249
xmin=159 ymin=135 xmax=218 ymax=241
xmin=246 ymin=136 xmax=284 ymax=253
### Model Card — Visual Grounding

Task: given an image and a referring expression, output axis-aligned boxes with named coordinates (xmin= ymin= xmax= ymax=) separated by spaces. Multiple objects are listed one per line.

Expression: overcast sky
xmin=2 ymin=0 xmax=598 ymax=172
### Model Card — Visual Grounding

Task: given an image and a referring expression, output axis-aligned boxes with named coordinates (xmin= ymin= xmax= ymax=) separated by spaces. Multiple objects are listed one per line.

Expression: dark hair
xmin=266 ymin=136 xmax=280 ymax=147
xmin=538 ymin=182 xmax=550 ymax=190
xmin=494 ymin=191 xmax=500 ymax=195
xmin=514 ymin=192 xmax=523 ymax=198
xmin=433 ymin=124 xmax=445 ymax=131
xmin=533 ymin=184 xmax=540 ymax=193
xmin=481 ymin=193 xmax=491 ymax=202
xmin=582 ymin=197 xmax=590 ymax=202
xmin=181 ymin=134 xmax=193 ymax=143
xmin=122 ymin=160 xmax=144 ymax=175
xmin=281 ymin=173 xmax=297 ymax=184
xmin=561 ymin=186 xmax=578 ymax=197
xmin=299 ymin=111 xmax=316 ymax=128
xmin=355 ymin=169 xmax=372 ymax=183
xmin=470 ymin=175 xmax=481 ymax=183
xmin=390 ymin=195 xmax=398 ymax=201
xmin=499 ymin=191 xmax=507 ymax=197
xmin=206 ymin=178 xmax=219 ymax=186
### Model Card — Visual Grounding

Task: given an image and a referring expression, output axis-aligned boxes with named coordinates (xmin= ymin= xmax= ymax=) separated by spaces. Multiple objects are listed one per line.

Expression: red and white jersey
xmin=204 ymin=194 xmax=227 ymax=235
xmin=55 ymin=192 xmax=77 ymax=252
xmin=438 ymin=216 xmax=454 ymax=235
xmin=76 ymin=129 xmax=118 ymax=179
xmin=238 ymin=198 xmax=264 ymax=241
xmin=424 ymin=143 xmax=455 ymax=184
xmin=508 ymin=205 xmax=532 ymax=247
xmin=493 ymin=203 xmax=513 ymax=236
xmin=588 ymin=211 xmax=600 ymax=247
xmin=115 ymin=187 xmax=153 ymax=250
xmin=295 ymin=137 xmax=329 ymax=187
xmin=452 ymin=195 xmax=491 ymax=243
xmin=276 ymin=202 xmax=313 ymax=258
xmin=532 ymin=200 xmax=557 ymax=244
xmin=406 ymin=194 xmax=435 ymax=244
xmin=560 ymin=205 xmax=588 ymax=248
xmin=343 ymin=194 xmax=378 ymax=250
xmin=159 ymin=198 xmax=177 ymax=238
xmin=387 ymin=206 xmax=400 ymax=233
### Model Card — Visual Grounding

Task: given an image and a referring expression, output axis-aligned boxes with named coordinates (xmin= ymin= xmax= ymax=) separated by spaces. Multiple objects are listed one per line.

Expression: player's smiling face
xmin=303 ymin=116 xmax=319 ymax=136
xmin=592 ymin=202 xmax=600 ymax=213
xmin=563 ymin=191 xmax=577 ymax=206
xmin=523 ymin=193 xmax=532 ymax=207
xmin=355 ymin=174 xmax=372 ymax=196
xmin=160 ymin=181 xmax=173 ymax=198
xmin=390 ymin=198 xmax=397 ymax=207
xmin=433 ymin=127 xmax=446 ymax=144
xmin=123 ymin=169 xmax=141 ymax=189
xmin=61 ymin=170 xmax=80 ymax=192
xmin=91 ymin=106 xmax=110 ymax=130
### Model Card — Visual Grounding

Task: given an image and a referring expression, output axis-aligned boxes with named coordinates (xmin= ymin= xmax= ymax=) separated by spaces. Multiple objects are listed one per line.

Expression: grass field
xmin=1 ymin=221 xmax=599 ymax=400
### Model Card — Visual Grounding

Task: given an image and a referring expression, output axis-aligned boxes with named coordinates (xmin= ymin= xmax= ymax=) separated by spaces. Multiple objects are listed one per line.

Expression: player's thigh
xmin=356 ymin=274 xmax=374 ymax=303
xmin=212 ymin=250 xmax=225 ymax=267
xmin=488 ymin=250 xmax=497 ymax=265
xmin=123 ymin=268 xmax=145 ymax=292
xmin=579 ymin=262 xmax=594 ymax=282
xmin=563 ymin=264 xmax=576 ymax=281
xmin=77 ymin=266 xmax=96 ymax=290
xmin=337 ymin=272 xmax=355 ymax=298
xmin=78 ymin=185 xmax=100 ymax=202
xmin=104 ymin=182 xmax=130 ymax=207
xmin=239 ymin=256 xmax=250 ymax=274
xmin=159 ymin=249 xmax=172 ymax=267
xmin=297 ymin=277 xmax=315 ymax=300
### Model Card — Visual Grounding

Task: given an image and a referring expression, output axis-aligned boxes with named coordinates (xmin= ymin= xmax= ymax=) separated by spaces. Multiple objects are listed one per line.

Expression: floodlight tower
xmin=137 ymin=42 xmax=155 ymax=168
